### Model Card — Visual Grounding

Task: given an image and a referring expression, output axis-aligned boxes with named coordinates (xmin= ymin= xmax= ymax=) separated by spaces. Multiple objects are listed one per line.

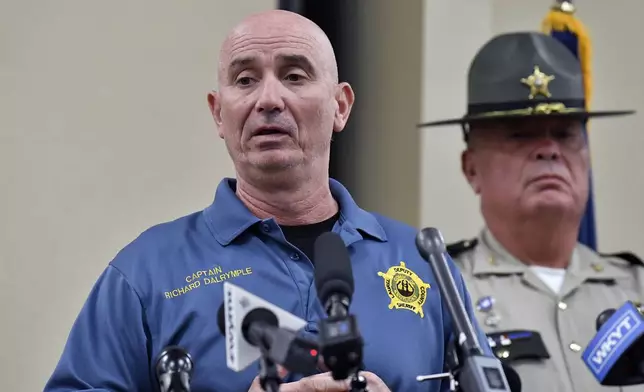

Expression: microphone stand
xmin=255 ymin=331 xmax=282 ymax=392
xmin=257 ymin=354 xmax=367 ymax=392
xmin=415 ymin=228 xmax=514 ymax=392
xmin=155 ymin=346 xmax=194 ymax=392
xmin=348 ymin=372 xmax=368 ymax=392
xmin=258 ymin=353 xmax=281 ymax=392
xmin=416 ymin=372 xmax=458 ymax=392
xmin=416 ymin=341 xmax=460 ymax=392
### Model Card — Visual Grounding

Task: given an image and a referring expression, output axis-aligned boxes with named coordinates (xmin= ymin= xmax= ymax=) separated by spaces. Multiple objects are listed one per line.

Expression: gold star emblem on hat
xmin=521 ymin=65 xmax=555 ymax=99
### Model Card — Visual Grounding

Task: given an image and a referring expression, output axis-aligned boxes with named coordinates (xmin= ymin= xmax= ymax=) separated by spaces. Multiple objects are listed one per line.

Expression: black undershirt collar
xmin=279 ymin=212 xmax=340 ymax=263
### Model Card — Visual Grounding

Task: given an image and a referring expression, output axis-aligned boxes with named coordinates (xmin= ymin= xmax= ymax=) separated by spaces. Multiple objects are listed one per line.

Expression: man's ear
xmin=333 ymin=82 xmax=355 ymax=133
xmin=207 ymin=91 xmax=224 ymax=139
xmin=461 ymin=149 xmax=481 ymax=194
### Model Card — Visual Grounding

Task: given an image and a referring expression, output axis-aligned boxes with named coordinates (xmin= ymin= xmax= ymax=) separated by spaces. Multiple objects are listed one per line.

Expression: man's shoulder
xmin=369 ymin=212 xmax=418 ymax=237
xmin=366 ymin=213 xmax=480 ymax=257
xmin=110 ymin=209 xmax=208 ymax=271
xmin=446 ymin=237 xmax=479 ymax=261
xmin=597 ymin=249 xmax=644 ymax=269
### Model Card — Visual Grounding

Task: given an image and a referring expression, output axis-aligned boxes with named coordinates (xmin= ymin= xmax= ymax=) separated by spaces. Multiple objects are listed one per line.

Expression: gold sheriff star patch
xmin=521 ymin=65 xmax=555 ymax=99
xmin=377 ymin=261 xmax=430 ymax=318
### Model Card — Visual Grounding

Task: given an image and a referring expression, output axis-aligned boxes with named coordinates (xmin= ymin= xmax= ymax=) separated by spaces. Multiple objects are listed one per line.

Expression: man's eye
xmin=553 ymin=129 xmax=578 ymax=139
xmin=510 ymin=132 xmax=529 ymax=139
xmin=285 ymin=73 xmax=304 ymax=82
xmin=236 ymin=77 xmax=252 ymax=86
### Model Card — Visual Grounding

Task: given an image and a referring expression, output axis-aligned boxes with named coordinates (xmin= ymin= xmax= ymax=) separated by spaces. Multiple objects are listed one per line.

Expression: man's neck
xmin=235 ymin=171 xmax=338 ymax=226
xmin=486 ymin=214 xmax=579 ymax=269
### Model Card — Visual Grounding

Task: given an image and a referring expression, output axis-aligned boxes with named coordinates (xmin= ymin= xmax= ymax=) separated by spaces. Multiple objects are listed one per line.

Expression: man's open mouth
xmin=254 ymin=127 xmax=288 ymax=136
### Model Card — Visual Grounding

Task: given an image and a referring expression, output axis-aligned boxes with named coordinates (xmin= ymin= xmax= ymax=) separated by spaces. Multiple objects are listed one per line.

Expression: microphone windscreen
xmin=502 ymin=363 xmax=522 ymax=392
xmin=155 ymin=346 xmax=193 ymax=377
xmin=313 ymin=232 xmax=354 ymax=305
xmin=242 ymin=308 xmax=279 ymax=330
xmin=596 ymin=308 xmax=616 ymax=331
xmin=415 ymin=227 xmax=446 ymax=261
xmin=217 ymin=304 xmax=226 ymax=335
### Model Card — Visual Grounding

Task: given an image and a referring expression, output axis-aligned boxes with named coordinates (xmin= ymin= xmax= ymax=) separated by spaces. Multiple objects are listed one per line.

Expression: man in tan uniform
xmin=419 ymin=31 xmax=643 ymax=392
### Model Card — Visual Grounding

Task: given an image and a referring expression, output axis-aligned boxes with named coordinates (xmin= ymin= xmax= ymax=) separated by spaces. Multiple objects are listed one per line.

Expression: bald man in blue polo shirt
xmin=44 ymin=10 xmax=492 ymax=392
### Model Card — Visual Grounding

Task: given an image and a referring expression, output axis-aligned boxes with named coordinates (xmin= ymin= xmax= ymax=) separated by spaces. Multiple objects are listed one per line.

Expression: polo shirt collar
xmin=204 ymin=178 xmax=387 ymax=246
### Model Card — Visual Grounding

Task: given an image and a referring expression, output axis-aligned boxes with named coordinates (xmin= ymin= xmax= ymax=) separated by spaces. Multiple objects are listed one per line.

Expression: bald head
xmin=218 ymin=10 xmax=338 ymax=86
xmin=207 ymin=9 xmax=355 ymax=181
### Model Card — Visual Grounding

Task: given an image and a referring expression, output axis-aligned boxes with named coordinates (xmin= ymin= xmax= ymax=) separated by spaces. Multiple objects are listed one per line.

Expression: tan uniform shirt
xmin=449 ymin=229 xmax=644 ymax=392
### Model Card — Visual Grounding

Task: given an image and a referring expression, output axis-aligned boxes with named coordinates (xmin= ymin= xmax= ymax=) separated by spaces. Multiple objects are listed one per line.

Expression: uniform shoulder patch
xmin=446 ymin=238 xmax=478 ymax=258
xmin=599 ymin=251 xmax=644 ymax=267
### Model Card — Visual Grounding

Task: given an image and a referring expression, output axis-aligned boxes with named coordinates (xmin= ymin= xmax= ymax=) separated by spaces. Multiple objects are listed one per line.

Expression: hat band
xmin=468 ymin=99 xmax=586 ymax=117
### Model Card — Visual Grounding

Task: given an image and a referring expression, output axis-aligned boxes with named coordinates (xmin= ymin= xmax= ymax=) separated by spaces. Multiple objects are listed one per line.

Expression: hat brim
xmin=417 ymin=109 xmax=636 ymax=128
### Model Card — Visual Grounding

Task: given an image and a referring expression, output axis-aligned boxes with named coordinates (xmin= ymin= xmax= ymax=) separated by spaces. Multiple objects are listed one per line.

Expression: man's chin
xmin=248 ymin=151 xmax=304 ymax=172
xmin=526 ymin=190 xmax=575 ymax=214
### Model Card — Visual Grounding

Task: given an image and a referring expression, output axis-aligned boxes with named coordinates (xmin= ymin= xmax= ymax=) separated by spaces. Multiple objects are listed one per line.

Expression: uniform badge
xmin=377 ymin=261 xmax=431 ymax=318
xmin=476 ymin=296 xmax=495 ymax=312
xmin=476 ymin=295 xmax=500 ymax=327
xmin=521 ymin=65 xmax=555 ymax=99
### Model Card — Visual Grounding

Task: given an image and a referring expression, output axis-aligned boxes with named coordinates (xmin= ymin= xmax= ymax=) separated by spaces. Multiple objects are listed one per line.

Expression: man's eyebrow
xmin=226 ymin=53 xmax=319 ymax=80
xmin=277 ymin=54 xmax=316 ymax=75
xmin=227 ymin=56 xmax=257 ymax=78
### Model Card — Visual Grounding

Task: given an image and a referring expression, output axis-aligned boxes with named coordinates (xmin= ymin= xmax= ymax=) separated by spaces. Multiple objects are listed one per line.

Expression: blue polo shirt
xmin=44 ymin=178 xmax=492 ymax=392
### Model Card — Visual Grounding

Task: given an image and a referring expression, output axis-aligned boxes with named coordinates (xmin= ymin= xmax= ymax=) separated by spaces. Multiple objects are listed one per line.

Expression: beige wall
xmin=1 ymin=1 xmax=273 ymax=390
xmin=335 ymin=0 xmax=423 ymax=227
xmin=3 ymin=0 xmax=644 ymax=390
xmin=419 ymin=0 xmax=493 ymax=239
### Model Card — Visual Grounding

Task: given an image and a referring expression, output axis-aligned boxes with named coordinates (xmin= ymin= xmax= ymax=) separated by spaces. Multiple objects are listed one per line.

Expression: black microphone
xmin=155 ymin=346 xmax=194 ymax=392
xmin=314 ymin=232 xmax=354 ymax=318
xmin=216 ymin=304 xmax=320 ymax=377
xmin=416 ymin=227 xmax=516 ymax=392
xmin=500 ymin=364 xmax=521 ymax=392
xmin=581 ymin=301 xmax=644 ymax=386
xmin=313 ymin=232 xmax=365 ymax=388
xmin=596 ymin=309 xmax=616 ymax=331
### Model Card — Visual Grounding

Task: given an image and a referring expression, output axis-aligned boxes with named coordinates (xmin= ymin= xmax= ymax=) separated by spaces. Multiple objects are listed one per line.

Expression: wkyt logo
xmin=582 ymin=301 xmax=644 ymax=382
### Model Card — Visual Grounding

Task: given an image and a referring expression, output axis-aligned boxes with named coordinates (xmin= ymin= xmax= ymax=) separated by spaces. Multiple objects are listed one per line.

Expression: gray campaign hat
xmin=418 ymin=31 xmax=635 ymax=128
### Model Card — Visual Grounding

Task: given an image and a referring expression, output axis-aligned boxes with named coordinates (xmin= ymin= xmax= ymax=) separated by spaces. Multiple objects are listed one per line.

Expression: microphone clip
xmin=416 ymin=340 xmax=460 ymax=392
xmin=416 ymin=371 xmax=458 ymax=392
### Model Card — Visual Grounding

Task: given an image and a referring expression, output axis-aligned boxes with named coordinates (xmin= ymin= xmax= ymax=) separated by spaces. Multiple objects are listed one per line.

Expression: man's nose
xmin=531 ymin=138 xmax=562 ymax=161
xmin=255 ymin=77 xmax=285 ymax=113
